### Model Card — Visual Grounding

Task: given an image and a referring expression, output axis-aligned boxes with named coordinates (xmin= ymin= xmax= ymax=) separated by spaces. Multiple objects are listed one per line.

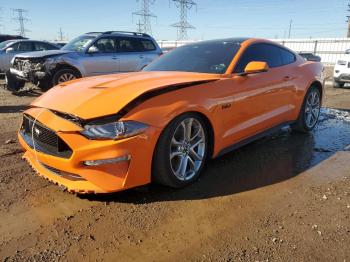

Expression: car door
xmin=82 ymin=37 xmax=119 ymax=76
xmin=221 ymin=43 xmax=297 ymax=147
xmin=2 ymin=41 xmax=34 ymax=71
xmin=117 ymin=37 xmax=146 ymax=72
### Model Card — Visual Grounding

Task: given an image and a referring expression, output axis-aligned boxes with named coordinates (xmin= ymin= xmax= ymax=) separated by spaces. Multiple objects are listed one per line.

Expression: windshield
xmin=0 ymin=40 xmax=15 ymax=50
xmin=144 ymin=41 xmax=241 ymax=74
xmin=61 ymin=35 xmax=95 ymax=52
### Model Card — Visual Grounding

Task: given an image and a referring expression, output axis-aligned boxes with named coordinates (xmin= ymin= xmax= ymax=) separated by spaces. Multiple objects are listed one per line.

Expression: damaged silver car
xmin=9 ymin=31 xmax=162 ymax=90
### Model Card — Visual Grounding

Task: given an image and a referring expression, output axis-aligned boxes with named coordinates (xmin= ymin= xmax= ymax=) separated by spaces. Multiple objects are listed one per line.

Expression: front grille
xmin=21 ymin=114 xmax=73 ymax=158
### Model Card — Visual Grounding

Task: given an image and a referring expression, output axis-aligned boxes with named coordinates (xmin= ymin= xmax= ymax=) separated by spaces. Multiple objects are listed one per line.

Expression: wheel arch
xmin=53 ymin=63 xmax=82 ymax=77
xmin=309 ymin=80 xmax=323 ymax=100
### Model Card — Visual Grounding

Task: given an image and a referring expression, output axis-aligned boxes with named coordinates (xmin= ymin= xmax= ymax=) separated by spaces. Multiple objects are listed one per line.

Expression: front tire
xmin=52 ymin=68 xmax=80 ymax=86
xmin=292 ymin=86 xmax=321 ymax=133
xmin=333 ymin=80 xmax=344 ymax=88
xmin=4 ymin=71 xmax=25 ymax=92
xmin=152 ymin=113 xmax=209 ymax=188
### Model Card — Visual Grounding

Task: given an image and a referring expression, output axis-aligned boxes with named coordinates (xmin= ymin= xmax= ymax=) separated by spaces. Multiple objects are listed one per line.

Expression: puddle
xmin=91 ymin=107 xmax=350 ymax=203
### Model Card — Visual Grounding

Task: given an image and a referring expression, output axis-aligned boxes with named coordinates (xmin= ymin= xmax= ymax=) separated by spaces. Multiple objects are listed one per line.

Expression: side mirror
xmin=243 ymin=61 xmax=269 ymax=75
xmin=6 ymin=47 xmax=14 ymax=54
xmin=87 ymin=46 xmax=99 ymax=54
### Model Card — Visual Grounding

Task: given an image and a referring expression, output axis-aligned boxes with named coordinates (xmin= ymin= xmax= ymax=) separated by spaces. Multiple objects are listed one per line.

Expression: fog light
xmin=83 ymin=155 xmax=131 ymax=166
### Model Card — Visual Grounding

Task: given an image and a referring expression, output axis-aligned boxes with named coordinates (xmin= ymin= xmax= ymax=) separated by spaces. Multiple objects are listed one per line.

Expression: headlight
xmin=337 ymin=60 xmax=347 ymax=65
xmin=44 ymin=57 xmax=57 ymax=70
xmin=81 ymin=120 xmax=148 ymax=140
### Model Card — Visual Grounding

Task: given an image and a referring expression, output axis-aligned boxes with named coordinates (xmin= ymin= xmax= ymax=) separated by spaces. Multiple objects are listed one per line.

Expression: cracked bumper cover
xmin=18 ymin=108 xmax=161 ymax=194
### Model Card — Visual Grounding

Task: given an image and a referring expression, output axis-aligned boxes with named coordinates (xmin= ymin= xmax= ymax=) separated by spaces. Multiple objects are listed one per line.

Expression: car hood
xmin=32 ymin=71 xmax=222 ymax=120
xmin=15 ymin=50 xmax=73 ymax=59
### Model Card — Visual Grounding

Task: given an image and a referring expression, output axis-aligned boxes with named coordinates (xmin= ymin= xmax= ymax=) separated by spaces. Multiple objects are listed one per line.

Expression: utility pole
xmin=288 ymin=19 xmax=292 ymax=39
xmin=58 ymin=28 xmax=64 ymax=41
xmin=347 ymin=3 xmax=350 ymax=37
xmin=171 ymin=0 xmax=197 ymax=40
xmin=132 ymin=0 xmax=156 ymax=35
xmin=0 ymin=8 xmax=3 ymax=34
xmin=12 ymin=9 xmax=30 ymax=37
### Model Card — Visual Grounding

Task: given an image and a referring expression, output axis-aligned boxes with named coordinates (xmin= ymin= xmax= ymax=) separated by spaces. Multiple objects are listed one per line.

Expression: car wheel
xmin=152 ymin=113 xmax=209 ymax=188
xmin=292 ymin=86 xmax=321 ymax=133
xmin=52 ymin=68 xmax=80 ymax=86
xmin=333 ymin=80 xmax=344 ymax=88
xmin=4 ymin=71 xmax=25 ymax=92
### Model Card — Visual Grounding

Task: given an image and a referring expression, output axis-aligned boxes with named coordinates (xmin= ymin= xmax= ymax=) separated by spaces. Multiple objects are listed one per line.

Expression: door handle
xmin=112 ymin=56 xmax=119 ymax=60
xmin=139 ymin=55 xmax=144 ymax=59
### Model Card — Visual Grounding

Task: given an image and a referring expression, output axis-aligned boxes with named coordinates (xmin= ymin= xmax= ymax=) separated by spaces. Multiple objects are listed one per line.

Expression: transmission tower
xmin=347 ymin=3 xmax=350 ymax=37
xmin=132 ymin=0 xmax=156 ymax=35
xmin=171 ymin=0 xmax=197 ymax=40
xmin=12 ymin=9 xmax=30 ymax=37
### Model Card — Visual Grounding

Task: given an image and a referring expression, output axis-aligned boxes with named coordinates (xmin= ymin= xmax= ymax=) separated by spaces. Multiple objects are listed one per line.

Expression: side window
xmin=14 ymin=42 xmax=33 ymax=52
xmin=234 ymin=43 xmax=282 ymax=73
xmin=34 ymin=42 xmax=57 ymax=51
xmin=280 ymin=48 xmax=296 ymax=65
xmin=118 ymin=37 xmax=143 ymax=52
xmin=140 ymin=39 xmax=156 ymax=51
xmin=8 ymin=43 xmax=19 ymax=51
xmin=91 ymin=38 xmax=117 ymax=53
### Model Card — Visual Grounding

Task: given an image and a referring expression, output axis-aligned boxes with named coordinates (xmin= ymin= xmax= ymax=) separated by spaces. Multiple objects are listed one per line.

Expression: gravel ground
xmin=0 ymin=72 xmax=349 ymax=261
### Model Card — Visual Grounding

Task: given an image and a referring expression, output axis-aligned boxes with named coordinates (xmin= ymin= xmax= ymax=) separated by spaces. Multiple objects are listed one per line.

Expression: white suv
xmin=334 ymin=55 xmax=350 ymax=88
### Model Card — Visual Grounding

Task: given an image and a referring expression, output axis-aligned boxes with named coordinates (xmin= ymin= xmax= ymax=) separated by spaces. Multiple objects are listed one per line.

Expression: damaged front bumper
xmin=18 ymin=107 xmax=161 ymax=194
xmin=10 ymin=58 xmax=51 ymax=84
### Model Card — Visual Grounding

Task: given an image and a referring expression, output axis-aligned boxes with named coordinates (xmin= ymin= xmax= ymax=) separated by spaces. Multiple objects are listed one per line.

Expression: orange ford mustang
xmin=18 ymin=38 xmax=324 ymax=194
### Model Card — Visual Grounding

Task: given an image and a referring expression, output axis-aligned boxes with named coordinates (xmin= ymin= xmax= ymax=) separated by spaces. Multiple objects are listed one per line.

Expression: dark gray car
xmin=9 ymin=31 xmax=162 ymax=90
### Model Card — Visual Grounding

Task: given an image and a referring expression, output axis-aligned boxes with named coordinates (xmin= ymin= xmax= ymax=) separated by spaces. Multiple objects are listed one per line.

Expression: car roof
xmin=185 ymin=38 xmax=251 ymax=46
xmin=84 ymin=31 xmax=153 ymax=39
xmin=8 ymin=39 xmax=56 ymax=44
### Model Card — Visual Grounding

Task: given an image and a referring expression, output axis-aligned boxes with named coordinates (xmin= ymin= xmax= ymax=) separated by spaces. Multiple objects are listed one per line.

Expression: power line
xmin=12 ymin=8 xmax=30 ymax=37
xmin=171 ymin=0 xmax=197 ymax=40
xmin=132 ymin=0 xmax=156 ymax=35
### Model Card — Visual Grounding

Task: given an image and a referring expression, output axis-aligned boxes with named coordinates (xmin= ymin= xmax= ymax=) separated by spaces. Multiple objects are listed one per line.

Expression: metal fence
xmin=157 ymin=38 xmax=350 ymax=65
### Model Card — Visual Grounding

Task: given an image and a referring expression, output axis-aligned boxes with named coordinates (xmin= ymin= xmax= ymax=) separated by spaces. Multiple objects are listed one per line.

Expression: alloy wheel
xmin=57 ymin=73 xmax=76 ymax=83
xmin=169 ymin=118 xmax=206 ymax=181
xmin=304 ymin=90 xmax=320 ymax=129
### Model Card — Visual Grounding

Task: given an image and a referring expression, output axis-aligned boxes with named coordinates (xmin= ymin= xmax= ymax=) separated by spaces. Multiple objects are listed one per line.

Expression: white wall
xmin=157 ymin=38 xmax=350 ymax=65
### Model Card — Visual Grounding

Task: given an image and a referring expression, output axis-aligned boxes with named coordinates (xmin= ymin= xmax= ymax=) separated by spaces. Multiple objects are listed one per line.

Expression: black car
xmin=298 ymin=52 xmax=321 ymax=62
xmin=0 ymin=34 xmax=27 ymax=43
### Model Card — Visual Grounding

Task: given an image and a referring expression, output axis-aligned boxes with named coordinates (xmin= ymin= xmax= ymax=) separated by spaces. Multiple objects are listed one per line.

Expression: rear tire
xmin=292 ymin=86 xmax=321 ymax=133
xmin=152 ymin=113 xmax=209 ymax=188
xmin=333 ymin=80 xmax=344 ymax=88
xmin=52 ymin=68 xmax=80 ymax=86
xmin=4 ymin=71 xmax=25 ymax=92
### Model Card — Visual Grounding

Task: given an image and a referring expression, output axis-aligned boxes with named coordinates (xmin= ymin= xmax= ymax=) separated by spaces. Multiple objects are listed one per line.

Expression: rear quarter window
xmin=140 ymin=39 xmax=156 ymax=51
xmin=280 ymin=48 xmax=296 ymax=65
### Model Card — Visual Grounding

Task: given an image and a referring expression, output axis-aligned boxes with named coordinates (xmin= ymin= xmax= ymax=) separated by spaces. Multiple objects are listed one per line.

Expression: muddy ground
xmin=0 ymin=70 xmax=349 ymax=261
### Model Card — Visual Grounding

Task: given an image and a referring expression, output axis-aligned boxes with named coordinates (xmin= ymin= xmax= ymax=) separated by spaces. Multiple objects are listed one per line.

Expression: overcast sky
xmin=1 ymin=0 xmax=348 ymax=41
